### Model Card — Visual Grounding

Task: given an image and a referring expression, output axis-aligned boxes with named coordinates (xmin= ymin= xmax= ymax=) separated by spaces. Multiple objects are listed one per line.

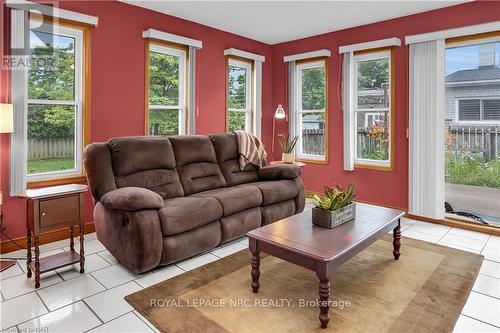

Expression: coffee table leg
xmin=249 ymin=238 xmax=260 ymax=293
xmin=393 ymin=219 xmax=401 ymax=260
xmin=316 ymin=263 xmax=330 ymax=329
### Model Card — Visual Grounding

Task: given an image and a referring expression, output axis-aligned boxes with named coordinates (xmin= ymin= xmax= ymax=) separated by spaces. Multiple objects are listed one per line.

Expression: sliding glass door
xmin=445 ymin=39 xmax=500 ymax=226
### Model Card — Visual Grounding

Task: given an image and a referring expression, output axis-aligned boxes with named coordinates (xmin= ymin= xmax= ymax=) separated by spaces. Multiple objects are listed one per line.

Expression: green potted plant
xmin=308 ymin=184 xmax=356 ymax=228
xmin=278 ymin=134 xmax=298 ymax=164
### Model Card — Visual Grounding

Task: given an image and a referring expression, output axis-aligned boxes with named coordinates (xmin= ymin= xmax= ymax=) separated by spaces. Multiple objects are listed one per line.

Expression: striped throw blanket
xmin=234 ymin=130 xmax=267 ymax=171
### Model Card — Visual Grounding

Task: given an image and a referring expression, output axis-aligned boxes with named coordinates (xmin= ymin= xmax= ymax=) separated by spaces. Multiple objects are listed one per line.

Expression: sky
xmin=446 ymin=42 xmax=500 ymax=75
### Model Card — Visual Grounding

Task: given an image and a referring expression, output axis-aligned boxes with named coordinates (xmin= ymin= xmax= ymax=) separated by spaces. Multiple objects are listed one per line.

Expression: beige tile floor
xmin=1 ymin=205 xmax=499 ymax=332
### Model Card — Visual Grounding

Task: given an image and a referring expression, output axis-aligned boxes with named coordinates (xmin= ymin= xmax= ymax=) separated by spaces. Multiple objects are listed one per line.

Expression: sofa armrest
xmin=257 ymin=164 xmax=302 ymax=180
xmin=100 ymin=187 xmax=163 ymax=211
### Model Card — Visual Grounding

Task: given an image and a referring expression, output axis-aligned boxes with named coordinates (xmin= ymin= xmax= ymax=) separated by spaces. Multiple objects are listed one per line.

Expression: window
xmin=353 ymin=49 xmax=393 ymax=169
xmin=26 ymin=19 xmax=88 ymax=182
xmin=146 ymin=42 xmax=188 ymax=135
xmin=457 ymin=98 xmax=500 ymax=122
xmin=295 ymin=59 xmax=327 ymax=161
xmin=227 ymin=58 xmax=253 ymax=133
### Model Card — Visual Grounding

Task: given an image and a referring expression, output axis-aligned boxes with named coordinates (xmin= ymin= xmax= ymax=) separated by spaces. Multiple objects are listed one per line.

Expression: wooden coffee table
xmin=247 ymin=202 xmax=404 ymax=329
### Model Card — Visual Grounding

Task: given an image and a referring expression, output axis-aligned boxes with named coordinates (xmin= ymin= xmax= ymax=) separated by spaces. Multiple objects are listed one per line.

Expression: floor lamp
xmin=271 ymin=105 xmax=286 ymax=161
xmin=0 ymin=103 xmax=15 ymax=272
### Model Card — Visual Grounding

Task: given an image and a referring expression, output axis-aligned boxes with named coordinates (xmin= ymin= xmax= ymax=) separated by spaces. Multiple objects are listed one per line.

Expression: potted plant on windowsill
xmin=278 ymin=134 xmax=298 ymax=164
xmin=308 ymin=184 xmax=356 ymax=229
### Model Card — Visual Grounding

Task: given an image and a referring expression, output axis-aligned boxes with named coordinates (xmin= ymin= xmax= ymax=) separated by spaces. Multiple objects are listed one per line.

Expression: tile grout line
xmin=35 ymin=290 xmax=51 ymax=313
xmin=81 ymin=298 xmax=105 ymax=325
xmin=460 ymin=313 xmax=500 ymax=329
xmin=479 ymin=234 xmax=491 ymax=255
xmin=89 ymin=271 xmax=110 ymax=291
xmin=478 ymin=259 xmax=500 ymax=279
xmin=132 ymin=310 xmax=156 ymax=333
xmin=471 ymin=288 xmax=500 ymax=301
xmin=82 ymin=310 xmax=136 ymax=333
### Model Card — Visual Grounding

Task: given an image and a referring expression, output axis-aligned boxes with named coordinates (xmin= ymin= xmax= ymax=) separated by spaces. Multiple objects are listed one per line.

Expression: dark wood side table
xmin=18 ymin=184 xmax=88 ymax=288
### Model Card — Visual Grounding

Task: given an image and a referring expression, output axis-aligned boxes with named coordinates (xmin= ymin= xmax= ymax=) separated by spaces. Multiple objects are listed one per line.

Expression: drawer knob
xmin=41 ymin=212 xmax=46 ymax=217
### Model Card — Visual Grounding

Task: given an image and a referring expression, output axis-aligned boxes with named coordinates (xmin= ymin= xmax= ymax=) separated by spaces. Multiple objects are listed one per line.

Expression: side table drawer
xmin=39 ymin=195 xmax=80 ymax=231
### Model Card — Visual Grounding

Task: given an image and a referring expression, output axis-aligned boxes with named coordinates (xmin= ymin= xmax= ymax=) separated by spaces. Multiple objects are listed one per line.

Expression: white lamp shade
xmin=275 ymin=105 xmax=286 ymax=119
xmin=0 ymin=103 xmax=13 ymax=133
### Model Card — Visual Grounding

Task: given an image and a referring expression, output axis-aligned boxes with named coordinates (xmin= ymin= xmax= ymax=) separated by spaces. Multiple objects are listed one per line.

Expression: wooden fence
xmin=302 ymin=129 xmax=325 ymax=155
xmin=446 ymin=125 xmax=500 ymax=161
xmin=28 ymin=138 xmax=74 ymax=160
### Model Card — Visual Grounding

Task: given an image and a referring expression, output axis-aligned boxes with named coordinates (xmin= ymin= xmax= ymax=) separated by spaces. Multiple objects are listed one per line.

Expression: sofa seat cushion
xmin=159 ymin=197 xmax=223 ymax=236
xmin=192 ymin=186 xmax=262 ymax=217
xmin=239 ymin=180 xmax=299 ymax=206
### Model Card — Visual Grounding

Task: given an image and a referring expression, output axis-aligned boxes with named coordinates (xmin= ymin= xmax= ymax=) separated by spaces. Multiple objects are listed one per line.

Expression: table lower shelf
xmin=29 ymin=250 xmax=81 ymax=274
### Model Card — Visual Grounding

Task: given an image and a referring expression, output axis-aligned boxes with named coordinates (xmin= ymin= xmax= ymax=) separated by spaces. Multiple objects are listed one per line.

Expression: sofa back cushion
xmin=169 ymin=135 xmax=226 ymax=195
xmin=108 ymin=136 xmax=184 ymax=198
xmin=209 ymin=133 xmax=258 ymax=186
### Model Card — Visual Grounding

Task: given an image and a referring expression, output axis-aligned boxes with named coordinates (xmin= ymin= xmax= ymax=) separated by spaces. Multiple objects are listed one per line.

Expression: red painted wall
xmin=271 ymin=1 xmax=500 ymax=210
xmin=1 ymin=1 xmax=500 ymax=241
xmin=0 ymin=0 xmax=273 ymax=240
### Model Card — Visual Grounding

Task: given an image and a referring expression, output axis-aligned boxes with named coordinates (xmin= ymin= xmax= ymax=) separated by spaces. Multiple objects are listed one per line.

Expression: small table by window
xmin=269 ymin=161 xmax=306 ymax=167
xmin=18 ymin=184 xmax=88 ymax=288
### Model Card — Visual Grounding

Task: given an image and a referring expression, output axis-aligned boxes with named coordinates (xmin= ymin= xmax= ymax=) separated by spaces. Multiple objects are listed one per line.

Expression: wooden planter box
xmin=312 ymin=203 xmax=356 ymax=229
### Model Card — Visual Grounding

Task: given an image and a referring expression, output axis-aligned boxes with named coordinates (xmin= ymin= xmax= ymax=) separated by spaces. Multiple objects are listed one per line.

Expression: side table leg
xmin=79 ymin=225 xmax=85 ymax=273
xmin=393 ymin=219 xmax=401 ymax=260
xmin=249 ymin=238 xmax=260 ymax=293
xmin=316 ymin=263 xmax=330 ymax=329
xmin=70 ymin=226 xmax=75 ymax=252
xmin=26 ymin=230 xmax=32 ymax=278
xmin=34 ymin=236 xmax=40 ymax=288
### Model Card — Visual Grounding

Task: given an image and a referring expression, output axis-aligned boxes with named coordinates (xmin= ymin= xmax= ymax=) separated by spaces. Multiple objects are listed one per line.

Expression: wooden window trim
xmin=225 ymin=55 xmax=254 ymax=134
xmin=144 ymin=39 xmax=190 ymax=136
xmin=295 ymin=57 xmax=329 ymax=165
xmin=446 ymin=30 xmax=500 ymax=47
xmin=353 ymin=47 xmax=395 ymax=172
xmin=27 ymin=16 xmax=91 ymax=189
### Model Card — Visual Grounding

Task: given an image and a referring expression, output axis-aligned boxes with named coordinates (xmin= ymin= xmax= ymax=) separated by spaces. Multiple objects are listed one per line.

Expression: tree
xmin=28 ymin=36 xmax=76 ymax=140
xmin=148 ymin=51 xmax=181 ymax=135
xmin=302 ymin=67 xmax=325 ymax=110
xmin=357 ymin=58 xmax=389 ymax=90
xmin=227 ymin=65 xmax=247 ymax=131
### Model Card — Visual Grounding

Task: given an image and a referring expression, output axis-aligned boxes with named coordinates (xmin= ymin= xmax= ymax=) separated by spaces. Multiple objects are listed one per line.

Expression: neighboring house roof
xmin=302 ymin=114 xmax=322 ymax=122
xmin=446 ymin=66 xmax=500 ymax=83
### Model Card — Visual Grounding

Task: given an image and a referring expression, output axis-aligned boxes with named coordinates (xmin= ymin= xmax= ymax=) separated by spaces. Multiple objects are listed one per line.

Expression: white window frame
xmin=352 ymin=49 xmax=392 ymax=168
xmin=455 ymin=97 xmax=500 ymax=124
xmin=295 ymin=60 xmax=326 ymax=161
xmin=227 ymin=58 xmax=253 ymax=133
xmin=26 ymin=22 xmax=84 ymax=182
xmin=148 ymin=44 xmax=187 ymax=135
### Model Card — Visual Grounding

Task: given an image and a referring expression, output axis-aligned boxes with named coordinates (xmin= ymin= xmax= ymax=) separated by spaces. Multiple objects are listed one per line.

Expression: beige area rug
xmin=125 ymin=236 xmax=482 ymax=333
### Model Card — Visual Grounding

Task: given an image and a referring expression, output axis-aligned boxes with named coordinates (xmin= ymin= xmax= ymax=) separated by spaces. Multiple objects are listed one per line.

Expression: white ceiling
xmin=121 ymin=1 xmax=466 ymax=44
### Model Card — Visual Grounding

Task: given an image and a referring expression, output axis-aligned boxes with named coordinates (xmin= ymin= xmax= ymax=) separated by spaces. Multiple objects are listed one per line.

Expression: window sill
xmin=27 ymin=175 xmax=87 ymax=189
xmin=296 ymin=157 xmax=328 ymax=165
xmin=355 ymin=161 xmax=394 ymax=172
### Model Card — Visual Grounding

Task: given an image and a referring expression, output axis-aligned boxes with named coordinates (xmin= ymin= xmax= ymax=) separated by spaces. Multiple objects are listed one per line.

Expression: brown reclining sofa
xmin=83 ymin=133 xmax=305 ymax=273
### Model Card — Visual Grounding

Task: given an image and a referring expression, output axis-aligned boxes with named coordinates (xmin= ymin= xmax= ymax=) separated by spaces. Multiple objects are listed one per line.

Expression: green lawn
xmin=27 ymin=158 xmax=75 ymax=174
xmin=446 ymin=153 xmax=500 ymax=188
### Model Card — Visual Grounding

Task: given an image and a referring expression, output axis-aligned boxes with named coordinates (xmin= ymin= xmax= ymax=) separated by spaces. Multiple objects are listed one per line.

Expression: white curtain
xmin=342 ymin=52 xmax=355 ymax=171
xmin=408 ymin=39 xmax=446 ymax=219
xmin=187 ymin=46 xmax=197 ymax=135
xmin=287 ymin=61 xmax=296 ymax=138
xmin=10 ymin=9 xmax=28 ymax=196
